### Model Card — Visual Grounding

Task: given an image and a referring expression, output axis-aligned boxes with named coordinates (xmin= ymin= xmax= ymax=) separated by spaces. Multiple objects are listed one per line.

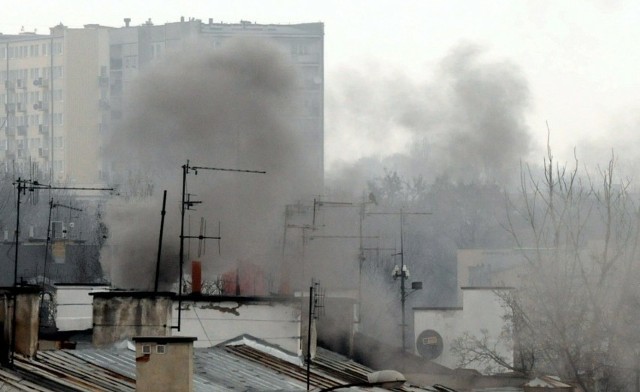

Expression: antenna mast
xmin=174 ymin=160 xmax=265 ymax=331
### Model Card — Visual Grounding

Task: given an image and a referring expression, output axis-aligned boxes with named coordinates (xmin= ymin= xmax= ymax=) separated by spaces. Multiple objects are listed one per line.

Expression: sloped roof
xmin=4 ymin=336 xmax=435 ymax=391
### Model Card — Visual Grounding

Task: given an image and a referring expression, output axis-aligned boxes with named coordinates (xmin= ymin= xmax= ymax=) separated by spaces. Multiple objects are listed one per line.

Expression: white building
xmin=413 ymin=287 xmax=513 ymax=373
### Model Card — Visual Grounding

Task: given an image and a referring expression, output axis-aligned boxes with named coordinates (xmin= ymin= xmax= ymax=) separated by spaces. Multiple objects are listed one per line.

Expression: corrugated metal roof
xmin=6 ymin=338 xmax=435 ymax=391
xmin=69 ymin=346 xmax=308 ymax=391
xmin=0 ymin=368 xmax=55 ymax=392
xmin=15 ymin=351 xmax=135 ymax=392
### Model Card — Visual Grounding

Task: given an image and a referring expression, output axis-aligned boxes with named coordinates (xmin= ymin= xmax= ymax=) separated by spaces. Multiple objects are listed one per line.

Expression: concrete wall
xmin=413 ymin=288 xmax=513 ymax=373
xmin=92 ymin=292 xmax=174 ymax=347
xmin=54 ymin=284 xmax=109 ymax=331
xmin=172 ymin=296 xmax=302 ymax=354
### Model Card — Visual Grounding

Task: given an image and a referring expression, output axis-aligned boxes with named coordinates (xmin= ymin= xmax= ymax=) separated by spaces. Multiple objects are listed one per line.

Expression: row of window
xmin=0 ymin=66 xmax=63 ymax=83
xmin=0 ymin=113 xmax=63 ymax=127
xmin=1 ymin=90 xmax=63 ymax=105
xmin=0 ymin=42 xmax=63 ymax=60
xmin=0 ymin=136 xmax=62 ymax=151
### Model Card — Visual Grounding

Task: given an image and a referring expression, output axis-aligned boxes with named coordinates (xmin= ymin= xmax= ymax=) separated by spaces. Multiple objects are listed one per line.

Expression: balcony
xmin=33 ymin=78 xmax=50 ymax=89
xmin=33 ymin=101 xmax=50 ymax=112
xmin=17 ymin=125 xmax=27 ymax=136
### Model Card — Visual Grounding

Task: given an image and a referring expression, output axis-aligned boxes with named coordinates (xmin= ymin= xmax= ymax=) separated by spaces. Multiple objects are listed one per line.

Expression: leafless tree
xmin=453 ymin=141 xmax=640 ymax=392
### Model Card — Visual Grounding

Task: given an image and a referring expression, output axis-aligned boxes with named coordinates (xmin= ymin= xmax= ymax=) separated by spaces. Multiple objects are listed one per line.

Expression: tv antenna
xmin=305 ymin=279 xmax=325 ymax=391
xmin=174 ymin=160 xmax=265 ymax=331
xmin=10 ymin=178 xmax=112 ymax=365
xmin=41 ymin=198 xmax=83 ymax=289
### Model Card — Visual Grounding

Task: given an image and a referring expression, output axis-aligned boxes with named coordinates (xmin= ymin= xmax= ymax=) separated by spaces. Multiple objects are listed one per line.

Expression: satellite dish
xmin=416 ymin=329 xmax=443 ymax=360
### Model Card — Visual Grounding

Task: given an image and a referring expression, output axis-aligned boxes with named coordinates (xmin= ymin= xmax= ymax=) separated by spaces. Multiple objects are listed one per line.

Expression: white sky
xmin=3 ymin=0 xmax=639 ymax=168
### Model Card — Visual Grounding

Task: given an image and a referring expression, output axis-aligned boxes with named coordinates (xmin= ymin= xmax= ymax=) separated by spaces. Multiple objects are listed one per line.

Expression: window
xmin=53 ymin=42 xmax=63 ymax=55
xmin=42 ymin=43 xmax=48 ymax=56
xmin=156 ymin=345 xmax=166 ymax=354
xmin=53 ymin=160 xmax=63 ymax=173
xmin=53 ymin=66 xmax=63 ymax=79
xmin=53 ymin=89 xmax=63 ymax=101
xmin=54 ymin=136 xmax=63 ymax=149
xmin=53 ymin=113 xmax=63 ymax=126
xmin=0 ymin=47 xmax=5 ymax=59
xmin=142 ymin=345 xmax=151 ymax=354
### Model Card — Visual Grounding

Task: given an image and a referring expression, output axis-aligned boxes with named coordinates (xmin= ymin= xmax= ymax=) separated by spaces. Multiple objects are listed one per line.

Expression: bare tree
xmin=453 ymin=142 xmax=640 ymax=392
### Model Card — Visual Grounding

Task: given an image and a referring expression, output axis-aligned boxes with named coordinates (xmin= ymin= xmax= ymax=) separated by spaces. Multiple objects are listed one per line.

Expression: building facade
xmin=2 ymin=18 xmax=324 ymax=189
xmin=0 ymin=24 xmax=110 ymax=185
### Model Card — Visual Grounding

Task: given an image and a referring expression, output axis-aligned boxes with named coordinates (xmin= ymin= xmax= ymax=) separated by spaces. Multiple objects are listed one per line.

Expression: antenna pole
xmin=306 ymin=283 xmax=314 ymax=391
xmin=41 ymin=198 xmax=53 ymax=289
xmin=400 ymin=209 xmax=406 ymax=355
xmin=178 ymin=161 xmax=188 ymax=330
xmin=154 ymin=190 xmax=167 ymax=292
xmin=9 ymin=178 xmax=111 ymax=366
xmin=367 ymin=209 xmax=431 ymax=355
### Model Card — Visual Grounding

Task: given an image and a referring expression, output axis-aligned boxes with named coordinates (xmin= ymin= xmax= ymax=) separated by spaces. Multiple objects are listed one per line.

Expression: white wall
xmin=172 ymin=299 xmax=303 ymax=354
xmin=413 ymin=288 xmax=512 ymax=373
xmin=55 ymin=285 xmax=110 ymax=331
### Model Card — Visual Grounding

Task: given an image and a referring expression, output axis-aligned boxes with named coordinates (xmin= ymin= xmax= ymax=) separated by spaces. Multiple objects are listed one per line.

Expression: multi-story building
xmin=0 ymin=24 xmax=110 ymax=185
xmin=1 ymin=18 xmax=324 ymax=190
xmin=107 ymin=18 xmax=324 ymax=192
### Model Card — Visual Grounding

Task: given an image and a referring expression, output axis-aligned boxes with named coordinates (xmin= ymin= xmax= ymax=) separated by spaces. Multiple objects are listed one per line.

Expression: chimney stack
xmin=191 ymin=261 xmax=202 ymax=295
xmin=124 ymin=18 xmax=131 ymax=27
xmin=1 ymin=286 xmax=41 ymax=363
xmin=133 ymin=336 xmax=197 ymax=392
xmin=91 ymin=291 xmax=175 ymax=347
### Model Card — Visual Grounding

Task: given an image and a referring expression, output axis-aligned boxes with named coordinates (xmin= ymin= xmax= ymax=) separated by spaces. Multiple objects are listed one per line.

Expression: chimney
xmin=90 ymin=291 xmax=175 ymax=347
xmin=191 ymin=261 xmax=201 ymax=295
xmin=133 ymin=336 xmax=197 ymax=392
xmin=124 ymin=18 xmax=131 ymax=27
xmin=1 ymin=286 xmax=40 ymax=363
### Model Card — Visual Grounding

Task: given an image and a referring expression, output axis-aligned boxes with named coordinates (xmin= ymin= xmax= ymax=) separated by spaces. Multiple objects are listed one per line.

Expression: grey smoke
xmin=326 ymin=43 xmax=532 ymax=190
xmin=102 ymin=37 xmax=312 ymax=290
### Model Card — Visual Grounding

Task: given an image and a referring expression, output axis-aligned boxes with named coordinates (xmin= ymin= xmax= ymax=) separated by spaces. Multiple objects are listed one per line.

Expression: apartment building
xmin=0 ymin=24 xmax=110 ymax=185
xmin=107 ymin=18 xmax=324 ymax=192
xmin=1 ymin=18 xmax=324 ymax=189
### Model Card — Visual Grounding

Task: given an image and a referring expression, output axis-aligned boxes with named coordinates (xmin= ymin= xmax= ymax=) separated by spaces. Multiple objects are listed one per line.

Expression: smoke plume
xmin=101 ymin=37 xmax=312 ymax=290
xmin=326 ymin=43 xmax=532 ymax=191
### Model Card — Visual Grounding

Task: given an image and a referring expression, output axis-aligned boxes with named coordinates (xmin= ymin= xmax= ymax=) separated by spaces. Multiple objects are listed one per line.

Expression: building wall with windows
xmin=0 ymin=24 xmax=110 ymax=185
xmin=2 ymin=19 xmax=324 ymax=189
xmin=107 ymin=19 xmax=324 ymax=193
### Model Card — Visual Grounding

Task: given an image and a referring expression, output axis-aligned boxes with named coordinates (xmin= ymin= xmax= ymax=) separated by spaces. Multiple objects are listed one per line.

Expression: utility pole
xmin=367 ymin=209 xmax=430 ymax=354
xmin=174 ymin=160 xmax=265 ymax=331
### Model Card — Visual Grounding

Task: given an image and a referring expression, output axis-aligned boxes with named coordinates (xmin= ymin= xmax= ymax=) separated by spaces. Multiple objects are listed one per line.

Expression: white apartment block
xmin=0 ymin=24 xmax=110 ymax=185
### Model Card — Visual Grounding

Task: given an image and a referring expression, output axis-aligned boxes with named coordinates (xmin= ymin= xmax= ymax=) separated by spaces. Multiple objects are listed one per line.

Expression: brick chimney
xmin=133 ymin=336 xmax=197 ymax=392
xmin=91 ymin=291 xmax=175 ymax=347
xmin=0 ymin=286 xmax=40 ymax=363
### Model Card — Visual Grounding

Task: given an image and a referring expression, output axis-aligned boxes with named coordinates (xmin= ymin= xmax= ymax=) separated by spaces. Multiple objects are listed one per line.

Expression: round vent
xmin=416 ymin=329 xmax=443 ymax=360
